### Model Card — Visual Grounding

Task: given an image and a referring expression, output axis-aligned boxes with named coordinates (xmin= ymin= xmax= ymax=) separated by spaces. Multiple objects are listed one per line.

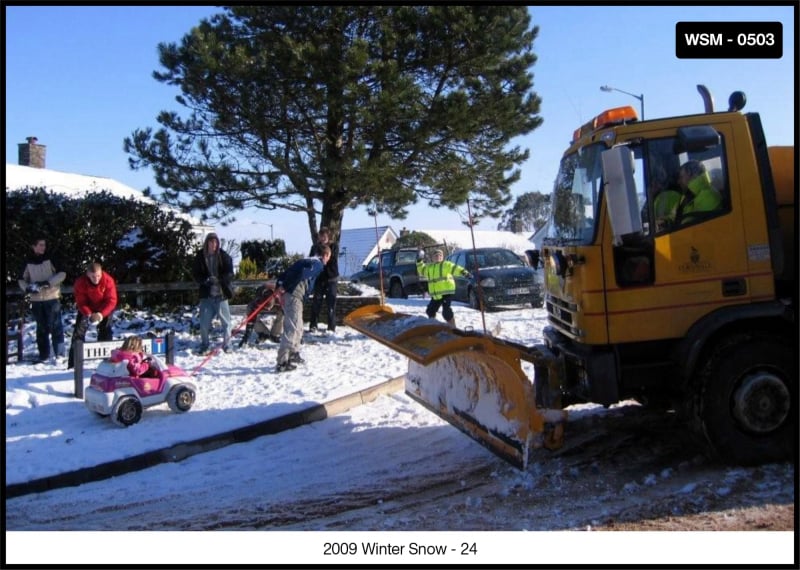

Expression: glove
xmin=464 ymin=272 xmax=472 ymax=280
xmin=417 ymin=250 xmax=426 ymax=261
xmin=25 ymin=283 xmax=39 ymax=294
xmin=36 ymin=281 xmax=50 ymax=289
xmin=89 ymin=312 xmax=103 ymax=323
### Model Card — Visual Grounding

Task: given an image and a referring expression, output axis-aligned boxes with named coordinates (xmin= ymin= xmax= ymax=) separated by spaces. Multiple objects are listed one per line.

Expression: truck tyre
xmin=698 ymin=335 xmax=793 ymax=465
xmin=168 ymin=385 xmax=196 ymax=413
xmin=112 ymin=396 xmax=142 ymax=427
xmin=389 ymin=280 xmax=404 ymax=299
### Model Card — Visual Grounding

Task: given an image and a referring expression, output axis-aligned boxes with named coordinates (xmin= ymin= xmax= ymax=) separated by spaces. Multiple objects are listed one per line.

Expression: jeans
xmin=199 ymin=296 xmax=232 ymax=348
xmin=278 ymin=285 xmax=306 ymax=364
xmin=310 ymin=278 xmax=338 ymax=330
xmin=31 ymin=299 xmax=65 ymax=360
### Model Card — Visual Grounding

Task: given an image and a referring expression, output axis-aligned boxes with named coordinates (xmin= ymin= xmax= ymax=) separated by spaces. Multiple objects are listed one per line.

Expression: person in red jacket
xmin=68 ymin=262 xmax=118 ymax=369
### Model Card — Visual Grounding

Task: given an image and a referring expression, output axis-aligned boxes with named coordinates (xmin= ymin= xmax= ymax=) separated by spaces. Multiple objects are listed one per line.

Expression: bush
xmin=392 ymin=230 xmax=438 ymax=250
xmin=237 ymin=257 xmax=265 ymax=279
xmin=6 ymin=188 xmax=196 ymax=287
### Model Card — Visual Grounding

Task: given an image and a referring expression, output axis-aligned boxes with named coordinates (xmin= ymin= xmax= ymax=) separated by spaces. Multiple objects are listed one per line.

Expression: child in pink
xmin=109 ymin=336 xmax=151 ymax=377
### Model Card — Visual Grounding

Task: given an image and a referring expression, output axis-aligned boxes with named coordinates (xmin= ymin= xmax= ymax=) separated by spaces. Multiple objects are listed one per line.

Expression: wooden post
xmin=73 ymin=340 xmax=85 ymax=399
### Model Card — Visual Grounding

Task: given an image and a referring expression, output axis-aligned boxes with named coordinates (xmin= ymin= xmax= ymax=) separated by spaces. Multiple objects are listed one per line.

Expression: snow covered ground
xmin=4 ymin=292 xmax=794 ymax=566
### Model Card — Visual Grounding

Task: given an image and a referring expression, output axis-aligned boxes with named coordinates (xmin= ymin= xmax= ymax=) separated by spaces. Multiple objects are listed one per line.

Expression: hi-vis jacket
xmin=416 ymin=260 xmax=469 ymax=300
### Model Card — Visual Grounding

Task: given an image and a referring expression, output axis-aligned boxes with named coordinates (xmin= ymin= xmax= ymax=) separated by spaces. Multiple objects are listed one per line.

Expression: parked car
xmin=447 ymin=247 xmax=543 ymax=310
xmin=349 ymin=248 xmax=426 ymax=298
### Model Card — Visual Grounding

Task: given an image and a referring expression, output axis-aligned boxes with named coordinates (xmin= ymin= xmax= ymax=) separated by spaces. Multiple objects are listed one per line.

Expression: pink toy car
xmin=84 ymin=354 xmax=197 ymax=427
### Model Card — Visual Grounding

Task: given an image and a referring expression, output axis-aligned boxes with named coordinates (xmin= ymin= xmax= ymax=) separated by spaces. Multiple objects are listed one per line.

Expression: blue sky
xmin=5 ymin=4 xmax=796 ymax=255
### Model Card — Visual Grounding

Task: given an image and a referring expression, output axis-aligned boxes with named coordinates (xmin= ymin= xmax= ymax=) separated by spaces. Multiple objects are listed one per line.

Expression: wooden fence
xmin=5 ymin=280 xmax=382 ymax=327
xmin=5 ymin=280 xmax=267 ymax=306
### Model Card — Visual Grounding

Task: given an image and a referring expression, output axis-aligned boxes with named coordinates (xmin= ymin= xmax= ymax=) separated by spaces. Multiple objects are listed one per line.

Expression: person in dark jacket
xmin=18 ymin=237 xmax=66 ymax=363
xmin=192 ymin=233 xmax=234 ymax=354
xmin=308 ymin=227 xmax=340 ymax=333
xmin=274 ymin=246 xmax=331 ymax=372
xmin=239 ymin=280 xmax=284 ymax=347
xmin=68 ymin=262 xmax=118 ymax=369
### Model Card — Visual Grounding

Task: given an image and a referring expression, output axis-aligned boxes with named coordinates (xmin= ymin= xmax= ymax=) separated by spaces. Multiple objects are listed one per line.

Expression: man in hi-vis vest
xmin=416 ymin=248 xmax=470 ymax=328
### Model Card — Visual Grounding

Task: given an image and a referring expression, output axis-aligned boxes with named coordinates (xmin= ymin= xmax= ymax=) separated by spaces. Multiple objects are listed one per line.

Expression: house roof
xmin=418 ymin=229 xmax=534 ymax=254
xmin=5 ymin=163 xmax=212 ymax=237
xmin=338 ymin=226 xmax=397 ymax=277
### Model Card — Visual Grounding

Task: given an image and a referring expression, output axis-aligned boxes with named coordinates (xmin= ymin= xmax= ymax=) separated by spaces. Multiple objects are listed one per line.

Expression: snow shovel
xmin=344 ymin=304 xmax=566 ymax=469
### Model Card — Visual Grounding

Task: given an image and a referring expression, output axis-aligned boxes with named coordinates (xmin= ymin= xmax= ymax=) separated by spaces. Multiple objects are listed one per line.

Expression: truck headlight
xmin=479 ymin=277 xmax=496 ymax=288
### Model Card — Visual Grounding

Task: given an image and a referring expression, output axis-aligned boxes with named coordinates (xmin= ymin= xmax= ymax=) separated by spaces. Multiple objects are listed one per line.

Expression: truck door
xmin=605 ymin=126 xmax=740 ymax=343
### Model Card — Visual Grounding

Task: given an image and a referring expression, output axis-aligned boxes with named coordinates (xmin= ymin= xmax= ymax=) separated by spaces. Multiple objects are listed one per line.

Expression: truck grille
xmin=546 ymin=294 xmax=579 ymax=336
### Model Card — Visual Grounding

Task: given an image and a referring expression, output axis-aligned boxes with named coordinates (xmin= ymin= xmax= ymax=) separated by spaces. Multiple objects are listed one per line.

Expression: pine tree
xmin=498 ymin=191 xmax=551 ymax=234
xmin=125 ymin=6 xmax=542 ymax=244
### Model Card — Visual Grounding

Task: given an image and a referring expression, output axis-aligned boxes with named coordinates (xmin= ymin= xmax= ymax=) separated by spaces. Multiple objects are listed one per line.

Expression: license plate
xmin=506 ymin=287 xmax=530 ymax=295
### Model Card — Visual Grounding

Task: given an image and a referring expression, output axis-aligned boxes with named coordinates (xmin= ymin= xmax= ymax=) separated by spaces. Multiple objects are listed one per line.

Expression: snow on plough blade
xmin=344 ymin=304 xmax=566 ymax=469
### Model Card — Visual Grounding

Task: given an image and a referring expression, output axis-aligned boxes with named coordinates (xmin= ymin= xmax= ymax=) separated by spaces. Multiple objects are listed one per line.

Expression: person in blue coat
xmin=274 ymin=246 xmax=332 ymax=372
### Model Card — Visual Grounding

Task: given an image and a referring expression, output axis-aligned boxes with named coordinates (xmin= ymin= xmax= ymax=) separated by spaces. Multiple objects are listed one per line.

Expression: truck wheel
xmin=389 ymin=280 xmax=404 ymax=299
xmin=698 ymin=336 xmax=793 ymax=464
xmin=112 ymin=396 xmax=142 ymax=427
xmin=168 ymin=385 xmax=195 ymax=413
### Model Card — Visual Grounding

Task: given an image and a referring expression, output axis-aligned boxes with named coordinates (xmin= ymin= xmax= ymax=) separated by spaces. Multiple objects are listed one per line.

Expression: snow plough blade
xmin=345 ymin=304 xmax=566 ymax=469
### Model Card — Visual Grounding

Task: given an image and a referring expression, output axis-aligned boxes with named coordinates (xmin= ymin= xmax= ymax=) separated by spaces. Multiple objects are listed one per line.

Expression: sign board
xmin=80 ymin=337 xmax=168 ymax=361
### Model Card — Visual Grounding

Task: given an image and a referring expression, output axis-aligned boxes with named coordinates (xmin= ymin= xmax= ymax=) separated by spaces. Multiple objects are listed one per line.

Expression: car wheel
xmin=168 ymin=385 xmax=196 ymax=413
xmin=468 ymin=289 xmax=482 ymax=310
xmin=111 ymin=396 xmax=142 ymax=427
xmin=389 ymin=280 xmax=404 ymax=299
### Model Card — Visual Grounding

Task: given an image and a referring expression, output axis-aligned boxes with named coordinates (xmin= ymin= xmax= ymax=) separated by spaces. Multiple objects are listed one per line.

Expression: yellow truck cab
xmin=540 ymin=88 xmax=795 ymax=464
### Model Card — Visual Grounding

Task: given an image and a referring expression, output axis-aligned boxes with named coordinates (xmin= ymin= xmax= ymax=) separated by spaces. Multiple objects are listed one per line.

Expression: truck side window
xmin=650 ymin=136 xmax=730 ymax=234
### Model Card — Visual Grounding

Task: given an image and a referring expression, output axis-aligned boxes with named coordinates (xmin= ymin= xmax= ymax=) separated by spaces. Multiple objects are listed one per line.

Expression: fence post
xmin=73 ymin=340 xmax=84 ymax=399
xmin=166 ymin=331 xmax=175 ymax=365
xmin=136 ymin=276 xmax=143 ymax=308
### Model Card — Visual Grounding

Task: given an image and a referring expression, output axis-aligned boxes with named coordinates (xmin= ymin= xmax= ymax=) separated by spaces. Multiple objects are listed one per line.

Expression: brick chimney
xmin=18 ymin=136 xmax=46 ymax=168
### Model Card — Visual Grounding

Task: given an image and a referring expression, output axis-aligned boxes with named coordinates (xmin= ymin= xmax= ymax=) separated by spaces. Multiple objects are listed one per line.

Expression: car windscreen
xmin=465 ymin=250 xmax=523 ymax=268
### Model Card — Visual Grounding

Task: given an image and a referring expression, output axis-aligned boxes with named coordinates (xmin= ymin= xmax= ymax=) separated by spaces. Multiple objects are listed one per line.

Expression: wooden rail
xmin=4 ymin=280 xmax=267 ymax=298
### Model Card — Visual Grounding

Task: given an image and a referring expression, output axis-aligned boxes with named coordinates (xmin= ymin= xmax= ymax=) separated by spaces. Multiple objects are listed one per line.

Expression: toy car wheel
xmin=112 ymin=396 xmax=142 ymax=427
xmin=168 ymin=385 xmax=195 ymax=413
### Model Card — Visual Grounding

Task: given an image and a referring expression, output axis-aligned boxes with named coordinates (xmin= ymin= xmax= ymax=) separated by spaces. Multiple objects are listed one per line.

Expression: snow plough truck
xmin=346 ymin=86 xmax=795 ymax=469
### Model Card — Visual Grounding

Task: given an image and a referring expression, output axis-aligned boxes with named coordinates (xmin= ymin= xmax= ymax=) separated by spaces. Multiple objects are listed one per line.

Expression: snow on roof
xmin=338 ymin=226 xmax=397 ymax=277
xmin=419 ymin=229 xmax=534 ymax=254
xmin=5 ymin=163 xmax=211 ymax=235
xmin=337 ymin=227 xmax=535 ymax=277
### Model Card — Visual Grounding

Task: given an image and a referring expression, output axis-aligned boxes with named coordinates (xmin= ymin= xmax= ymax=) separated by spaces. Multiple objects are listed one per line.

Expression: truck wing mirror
xmin=601 ymin=146 xmax=643 ymax=244
xmin=525 ymin=249 xmax=541 ymax=269
xmin=674 ymin=125 xmax=721 ymax=153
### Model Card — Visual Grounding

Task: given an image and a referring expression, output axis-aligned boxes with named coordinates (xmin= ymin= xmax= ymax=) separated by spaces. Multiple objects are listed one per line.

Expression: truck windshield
xmin=545 ymin=142 xmax=605 ymax=244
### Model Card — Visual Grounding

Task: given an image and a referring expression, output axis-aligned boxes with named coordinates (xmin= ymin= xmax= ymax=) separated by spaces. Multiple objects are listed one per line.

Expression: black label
xmin=676 ymin=21 xmax=782 ymax=59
